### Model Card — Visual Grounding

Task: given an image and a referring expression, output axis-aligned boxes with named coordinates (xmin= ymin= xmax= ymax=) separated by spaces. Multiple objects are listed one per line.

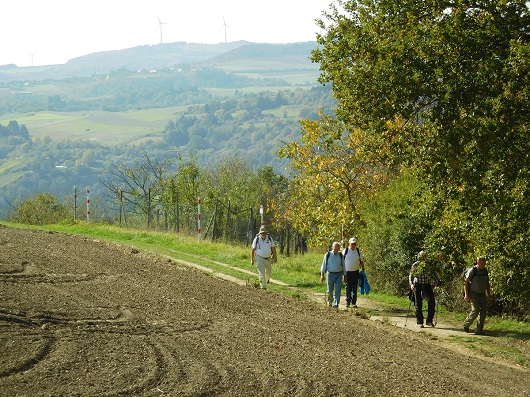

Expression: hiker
xmin=409 ymin=250 xmax=441 ymax=328
xmin=343 ymin=237 xmax=365 ymax=308
xmin=250 ymin=225 xmax=277 ymax=289
xmin=463 ymin=256 xmax=492 ymax=335
xmin=320 ymin=242 xmax=346 ymax=309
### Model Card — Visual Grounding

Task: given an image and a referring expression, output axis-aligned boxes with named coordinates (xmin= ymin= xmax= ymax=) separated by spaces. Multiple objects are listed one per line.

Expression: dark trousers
xmin=345 ymin=270 xmax=360 ymax=305
xmin=413 ymin=283 xmax=435 ymax=324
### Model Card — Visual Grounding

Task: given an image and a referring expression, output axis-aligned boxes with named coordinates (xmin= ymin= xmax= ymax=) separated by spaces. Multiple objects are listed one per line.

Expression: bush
xmin=10 ymin=193 xmax=69 ymax=225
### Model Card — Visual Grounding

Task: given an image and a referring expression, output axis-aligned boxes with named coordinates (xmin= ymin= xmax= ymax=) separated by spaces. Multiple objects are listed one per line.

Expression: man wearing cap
xmin=343 ymin=237 xmax=365 ymax=308
xmin=251 ymin=225 xmax=277 ymax=289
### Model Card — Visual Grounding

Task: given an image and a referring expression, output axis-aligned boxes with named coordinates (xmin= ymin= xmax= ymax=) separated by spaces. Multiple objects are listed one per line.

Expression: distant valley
xmin=0 ymin=41 xmax=332 ymax=217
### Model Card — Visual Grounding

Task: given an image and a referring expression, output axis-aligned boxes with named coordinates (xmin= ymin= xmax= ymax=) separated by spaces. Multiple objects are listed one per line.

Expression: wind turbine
xmin=156 ymin=15 xmax=167 ymax=44
xmin=28 ymin=52 xmax=35 ymax=67
xmin=219 ymin=17 xmax=230 ymax=43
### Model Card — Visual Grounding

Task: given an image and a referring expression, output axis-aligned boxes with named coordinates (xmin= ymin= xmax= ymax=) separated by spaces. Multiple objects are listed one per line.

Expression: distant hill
xmin=0 ymin=41 xmax=319 ymax=83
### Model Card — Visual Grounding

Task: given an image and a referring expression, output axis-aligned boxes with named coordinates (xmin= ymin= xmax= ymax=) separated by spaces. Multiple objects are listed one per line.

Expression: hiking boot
xmin=475 ymin=330 xmax=485 ymax=335
xmin=463 ymin=326 xmax=470 ymax=333
xmin=426 ymin=322 xmax=435 ymax=327
xmin=352 ymin=304 xmax=358 ymax=308
xmin=346 ymin=303 xmax=351 ymax=308
xmin=417 ymin=324 xmax=424 ymax=328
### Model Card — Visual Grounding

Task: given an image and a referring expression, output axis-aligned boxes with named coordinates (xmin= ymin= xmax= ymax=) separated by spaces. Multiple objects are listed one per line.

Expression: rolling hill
xmin=0 ymin=41 xmax=320 ymax=84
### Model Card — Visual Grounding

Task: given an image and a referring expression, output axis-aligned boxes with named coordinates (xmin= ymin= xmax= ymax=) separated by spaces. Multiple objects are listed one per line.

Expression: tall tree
xmin=312 ymin=0 xmax=530 ymax=309
xmin=278 ymin=116 xmax=390 ymax=246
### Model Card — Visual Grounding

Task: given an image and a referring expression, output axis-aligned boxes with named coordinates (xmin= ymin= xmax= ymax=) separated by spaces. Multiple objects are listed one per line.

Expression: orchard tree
xmin=102 ymin=152 xmax=173 ymax=222
xmin=312 ymin=0 xmax=530 ymax=311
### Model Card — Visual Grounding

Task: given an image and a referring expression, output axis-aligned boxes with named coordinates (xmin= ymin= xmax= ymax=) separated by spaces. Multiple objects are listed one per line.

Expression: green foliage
xmin=356 ymin=172 xmax=427 ymax=295
xmin=0 ymin=120 xmax=30 ymax=139
xmin=11 ymin=193 xmax=69 ymax=225
xmin=304 ymin=0 xmax=530 ymax=313
xmin=100 ymin=151 xmax=288 ymax=241
xmin=277 ymin=116 xmax=392 ymax=246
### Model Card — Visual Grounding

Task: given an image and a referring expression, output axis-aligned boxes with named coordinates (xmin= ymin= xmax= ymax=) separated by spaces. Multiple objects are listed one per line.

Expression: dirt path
xmin=1 ymin=226 xmax=529 ymax=396
xmin=168 ymin=251 xmax=496 ymax=330
xmin=170 ymin=248 xmax=527 ymax=370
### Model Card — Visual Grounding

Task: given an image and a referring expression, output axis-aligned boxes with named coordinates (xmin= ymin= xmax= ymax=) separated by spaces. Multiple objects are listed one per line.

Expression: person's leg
xmin=351 ymin=270 xmax=360 ymax=306
xmin=463 ymin=292 xmax=480 ymax=329
xmin=332 ymin=273 xmax=342 ymax=308
xmin=426 ymin=284 xmax=435 ymax=324
xmin=414 ymin=287 xmax=424 ymax=325
xmin=326 ymin=273 xmax=334 ymax=306
xmin=264 ymin=258 xmax=272 ymax=284
xmin=256 ymin=256 xmax=267 ymax=289
xmin=476 ymin=293 xmax=488 ymax=333
xmin=345 ymin=271 xmax=353 ymax=306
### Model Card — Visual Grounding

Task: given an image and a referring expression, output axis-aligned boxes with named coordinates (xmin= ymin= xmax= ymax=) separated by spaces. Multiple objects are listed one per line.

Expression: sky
xmin=1 ymin=0 xmax=333 ymax=67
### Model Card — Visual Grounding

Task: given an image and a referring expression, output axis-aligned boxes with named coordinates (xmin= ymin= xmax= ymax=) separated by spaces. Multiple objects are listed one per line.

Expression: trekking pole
xmin=435 ymin=289 xmax=440 ymax=326
xmin=435 ymin=299 xmax=439 ymax=326
xmin=405 ymin=295 xmax=412 ymax=327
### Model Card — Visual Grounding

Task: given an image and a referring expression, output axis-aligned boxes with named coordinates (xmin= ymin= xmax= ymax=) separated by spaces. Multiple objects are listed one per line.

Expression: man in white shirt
xmin=251 ymin=225 xmax=277 ymax=289
xmin=343 ymin=237 xmax=365 ymax=308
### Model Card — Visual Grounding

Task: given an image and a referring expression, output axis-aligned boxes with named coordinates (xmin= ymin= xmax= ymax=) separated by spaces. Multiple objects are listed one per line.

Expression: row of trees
xmin=99 ymin=153 xmax=288 ymax=240
xmin=0 ymin=120 xmax=29 ymax=139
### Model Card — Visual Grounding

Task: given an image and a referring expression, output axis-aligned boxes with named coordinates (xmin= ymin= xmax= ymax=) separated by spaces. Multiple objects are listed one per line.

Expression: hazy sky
xmin=1 ymin=0 xmax=333 ymax=67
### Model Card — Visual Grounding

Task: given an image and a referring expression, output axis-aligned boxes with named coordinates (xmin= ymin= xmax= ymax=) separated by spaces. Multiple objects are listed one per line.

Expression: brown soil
xmin=1 ymin=226 xmax=529 ymax=396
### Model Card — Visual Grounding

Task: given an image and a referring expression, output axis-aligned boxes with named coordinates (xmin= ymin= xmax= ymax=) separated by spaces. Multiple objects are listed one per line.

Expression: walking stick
xmin=434 ymin=288 xmax=439 ymax=326
xmin=405 ymin=292 xmax=412 ymax=327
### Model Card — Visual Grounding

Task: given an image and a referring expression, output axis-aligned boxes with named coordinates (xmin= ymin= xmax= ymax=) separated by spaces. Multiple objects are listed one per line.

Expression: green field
xmin=1 ymin=101 xmax=308 ymax=147
xmin=0 ymin=158 xmax=28 ymax=188
xmin=0 ymin=107 xmax=188 ymax=146
xmin=0 ymin=171 xmax=27 ymax=188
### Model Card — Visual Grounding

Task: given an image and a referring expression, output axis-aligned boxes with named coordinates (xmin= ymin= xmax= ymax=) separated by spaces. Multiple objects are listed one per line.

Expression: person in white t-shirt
xmin=343 ymin=237 xmax=365 ymax=308
xmin=251 ymin=225 xmax=277 ymax=289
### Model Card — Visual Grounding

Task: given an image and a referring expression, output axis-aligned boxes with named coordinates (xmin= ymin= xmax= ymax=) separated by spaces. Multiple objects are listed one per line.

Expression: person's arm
xmin=342 ymin=254 xmax=347 ymax=282
xmin=464 ymin=277 xmax=471 ymax=302
xmin=320 ymin=255 xmax=327 ymax=282
xmin=271 ymin=246 xmax=277 ymax=263
xmin=486 ymin=281 xmax=492 ymax=303
xmin=360 ymin=252 xmax=365 ymax=271
xmin=251 ymin=236 xmax=258 ymax=266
